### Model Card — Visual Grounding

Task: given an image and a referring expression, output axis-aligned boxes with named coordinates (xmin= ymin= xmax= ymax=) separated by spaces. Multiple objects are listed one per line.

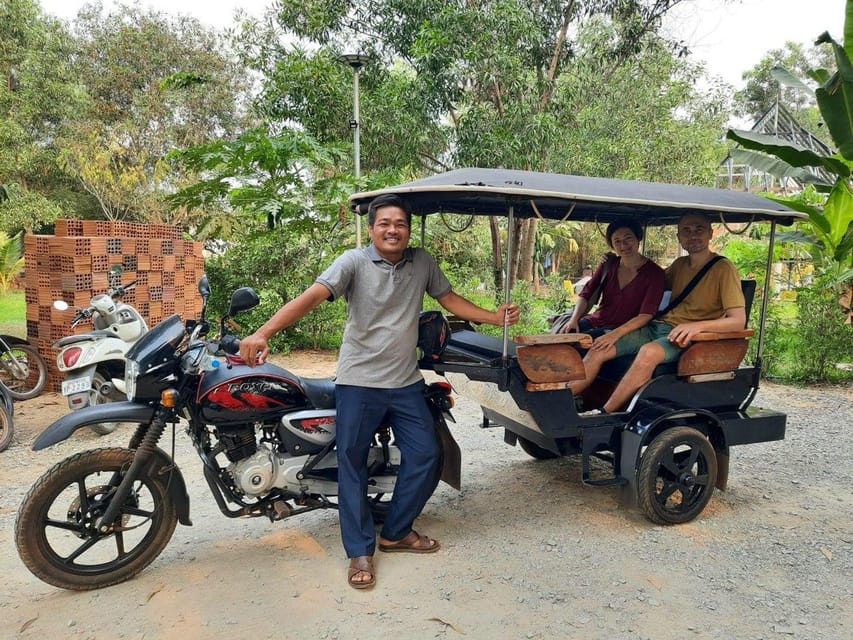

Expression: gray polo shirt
xmin=316 ymin=244 xmax=452 ymax=388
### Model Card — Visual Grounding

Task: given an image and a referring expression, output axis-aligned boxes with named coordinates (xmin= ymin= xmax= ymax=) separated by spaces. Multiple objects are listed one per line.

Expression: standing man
xmin=239 ymin=194 xmax=519 ymax=589
xmin=572 ymin=213 xmax=745 ymax=414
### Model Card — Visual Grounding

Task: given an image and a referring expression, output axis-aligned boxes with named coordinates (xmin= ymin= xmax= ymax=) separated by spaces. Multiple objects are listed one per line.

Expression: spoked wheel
xmin=87 ymin=372 xmax=120 ymax=435
xmin=0 ymin=343 xmax=48 ymax=400
xmin=517 ymin=436 xmax=559 ymax=460
xmin=0 ymin=405 xmax=12 ymax=452
xmin=637 ymin=427 xmax=718 ymax=525
xmin=15 ymin=448 xmax=178 ymax=590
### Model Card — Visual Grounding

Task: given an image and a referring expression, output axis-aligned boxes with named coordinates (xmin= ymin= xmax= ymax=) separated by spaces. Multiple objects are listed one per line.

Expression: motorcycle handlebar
xmin=219 ymin=334 xmax=241 ymax=355
xmin=111 ymin=280 xmax=137 ymax=297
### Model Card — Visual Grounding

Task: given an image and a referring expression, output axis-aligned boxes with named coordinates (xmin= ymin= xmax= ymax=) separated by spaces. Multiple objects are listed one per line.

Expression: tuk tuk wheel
xmin=518 ymin=436 xmax=559 ymax=460
xmin=637 ymin=426 xmax=717 ymax=525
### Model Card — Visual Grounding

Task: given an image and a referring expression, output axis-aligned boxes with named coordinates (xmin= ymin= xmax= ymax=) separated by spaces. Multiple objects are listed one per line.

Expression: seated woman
xmin=563 ymin=220 xmax=665 ymax=392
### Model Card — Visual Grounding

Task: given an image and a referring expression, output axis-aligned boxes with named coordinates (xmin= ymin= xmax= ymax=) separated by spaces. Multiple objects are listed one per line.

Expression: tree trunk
xmin=518 ymin=218 xmax=538 ymax=288
xmin=489 ymin=215 xmax=503 ymax=293
xmin=508 ymin=217 xmax=524 ymax=291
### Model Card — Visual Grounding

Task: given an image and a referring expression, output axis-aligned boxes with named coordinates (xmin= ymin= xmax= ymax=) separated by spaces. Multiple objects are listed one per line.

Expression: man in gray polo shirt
xmin=239 ymin=194 xmax=519 ymax=590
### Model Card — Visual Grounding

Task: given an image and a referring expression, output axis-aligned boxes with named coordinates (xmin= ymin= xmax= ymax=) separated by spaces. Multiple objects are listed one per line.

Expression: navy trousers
xmin=334 ymin=382 xmax=440 ymax=558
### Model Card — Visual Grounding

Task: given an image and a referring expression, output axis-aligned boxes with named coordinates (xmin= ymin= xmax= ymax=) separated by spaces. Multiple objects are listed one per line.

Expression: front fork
xmin=96 ymin=410 xmax=169 ymax=532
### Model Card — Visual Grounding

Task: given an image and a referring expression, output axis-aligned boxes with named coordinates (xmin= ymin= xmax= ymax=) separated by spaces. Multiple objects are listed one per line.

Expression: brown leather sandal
xmin=347 ymin=555 xmax=375 ymax=589
xmin=378 ymin=530 xmax=441 ymax=554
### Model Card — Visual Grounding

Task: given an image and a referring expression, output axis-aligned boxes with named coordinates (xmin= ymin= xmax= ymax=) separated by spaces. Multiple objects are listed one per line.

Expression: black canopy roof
xmin=349 ymin=168 xmax=805 ymax=226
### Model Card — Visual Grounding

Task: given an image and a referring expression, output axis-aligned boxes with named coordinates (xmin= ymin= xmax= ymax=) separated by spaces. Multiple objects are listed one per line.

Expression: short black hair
xmin=367 ymin=194 xmax=412 ymax=226
xmin=605 ymin=220 xmax=644 ymax=247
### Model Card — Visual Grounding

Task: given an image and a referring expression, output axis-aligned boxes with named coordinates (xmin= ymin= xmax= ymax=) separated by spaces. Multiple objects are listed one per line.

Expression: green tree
xmin=0 ymin=231 xmax=24 ymax=294
xmin=0 ymin=0 xmax=87 ymax=232
xmin=59 ymin=2 xmax=252 ymax=224
xmin=167 ymin=127 xmax=352 ymax=239
xmin=242 ymin=1 xmax=727 ymax=289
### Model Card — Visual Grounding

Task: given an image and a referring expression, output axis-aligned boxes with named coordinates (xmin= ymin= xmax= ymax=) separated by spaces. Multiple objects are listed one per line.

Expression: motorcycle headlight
xmin=124 ymin=359 xmax=139 ymax=402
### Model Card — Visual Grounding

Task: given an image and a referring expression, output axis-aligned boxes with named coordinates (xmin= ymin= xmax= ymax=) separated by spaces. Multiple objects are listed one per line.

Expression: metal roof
xmin=350 ymin=168 xmax=806 ymax=225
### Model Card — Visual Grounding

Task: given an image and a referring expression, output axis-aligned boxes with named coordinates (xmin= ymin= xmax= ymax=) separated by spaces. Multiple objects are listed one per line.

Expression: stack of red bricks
xmin=23 ymin=219 xmax=206 ymax=391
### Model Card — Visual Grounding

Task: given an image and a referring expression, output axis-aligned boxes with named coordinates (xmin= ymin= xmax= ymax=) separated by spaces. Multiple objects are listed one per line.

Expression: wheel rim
xmin=0 ymin=346 xmax=46 ymax=399
xmin=35 ymin=463 xmax=167 ymax=577
xmin=650 ymin=438 xmax=713 ymax=519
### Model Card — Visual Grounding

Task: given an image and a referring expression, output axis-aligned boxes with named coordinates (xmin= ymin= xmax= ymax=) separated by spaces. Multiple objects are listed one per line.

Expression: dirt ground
xmin=1 ymin=350 xmax=850 ymax=640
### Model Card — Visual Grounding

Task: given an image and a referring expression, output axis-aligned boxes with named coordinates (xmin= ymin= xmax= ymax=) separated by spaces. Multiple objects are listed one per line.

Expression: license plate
xmin=61 ymin=377 xmax=93 ymax=396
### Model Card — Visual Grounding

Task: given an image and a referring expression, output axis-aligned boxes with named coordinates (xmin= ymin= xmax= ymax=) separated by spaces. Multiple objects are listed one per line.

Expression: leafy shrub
xmin=204 ymin=225 xmax=347 ymax=352
xmin=784 ymin=282 xmax=853 ymax=383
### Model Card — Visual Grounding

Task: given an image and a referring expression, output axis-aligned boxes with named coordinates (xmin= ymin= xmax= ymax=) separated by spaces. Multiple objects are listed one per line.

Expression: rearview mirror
xmin=228 ymin=287 xmax=260 ymax=316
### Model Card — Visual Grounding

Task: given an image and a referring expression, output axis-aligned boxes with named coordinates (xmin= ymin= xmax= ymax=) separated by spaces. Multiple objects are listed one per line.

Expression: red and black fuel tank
xmin=196 ymin=361 xmax=310 ymax=426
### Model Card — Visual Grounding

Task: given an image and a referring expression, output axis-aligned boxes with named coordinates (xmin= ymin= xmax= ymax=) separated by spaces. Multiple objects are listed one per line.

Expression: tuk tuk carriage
xmin=350 ymin=168 xmax=806 ymax=525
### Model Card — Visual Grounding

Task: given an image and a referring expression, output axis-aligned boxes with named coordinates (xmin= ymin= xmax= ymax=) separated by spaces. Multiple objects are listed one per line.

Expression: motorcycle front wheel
xmin=0 ymin=343 xmax=48 ymax=400
xmin=15 ymin=448 xmax=178 ymax=590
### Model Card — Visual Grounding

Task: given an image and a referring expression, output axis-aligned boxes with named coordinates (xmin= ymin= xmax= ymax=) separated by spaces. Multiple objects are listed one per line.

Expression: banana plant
xmin=726 ymin=0 xmax=853 ymax=282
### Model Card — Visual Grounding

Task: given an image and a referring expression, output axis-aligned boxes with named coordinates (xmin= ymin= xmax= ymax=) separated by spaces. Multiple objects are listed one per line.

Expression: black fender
xmin=435 ymin=416 xmax=462 ymax=491
xmin=617 ymin=401 xmax=728 ymax=509
xmin=145 ymin=447 xmax=192 ymax=526
xmin=1 ymin=335 xmax=33 ymax=348
xmin=33 ymin=402 xmax=156 ymax=451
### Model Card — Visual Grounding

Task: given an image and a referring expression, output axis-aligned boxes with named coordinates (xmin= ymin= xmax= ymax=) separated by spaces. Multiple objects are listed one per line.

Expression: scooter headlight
xmin=124 ymin=359 xmax=139 ymax=402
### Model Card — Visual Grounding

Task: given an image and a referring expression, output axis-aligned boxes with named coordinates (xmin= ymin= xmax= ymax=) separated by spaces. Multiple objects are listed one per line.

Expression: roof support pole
xmin=500 ymin=202 xmax=515 ymax=390
xmin=756 ymin=219 xmax=777 ymax=366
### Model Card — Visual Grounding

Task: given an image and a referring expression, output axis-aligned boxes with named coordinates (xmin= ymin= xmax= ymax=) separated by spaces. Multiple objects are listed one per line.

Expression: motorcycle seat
xmin=298 ymin=377 xmax=336 ymax=409
xmin=54 ymin=330 xmax=118 ymax=347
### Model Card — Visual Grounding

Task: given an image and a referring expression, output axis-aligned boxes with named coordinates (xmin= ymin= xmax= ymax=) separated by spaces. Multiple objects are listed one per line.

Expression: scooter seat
xmin=54 ymin=330 xmax=118 ymax=347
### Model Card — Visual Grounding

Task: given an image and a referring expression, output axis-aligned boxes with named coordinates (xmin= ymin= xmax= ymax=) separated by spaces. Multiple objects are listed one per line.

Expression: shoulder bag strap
xmin=655 ymin=255 xmax=724 ymax=319
xmin=586 ymin=253 xmax=617 ymax=309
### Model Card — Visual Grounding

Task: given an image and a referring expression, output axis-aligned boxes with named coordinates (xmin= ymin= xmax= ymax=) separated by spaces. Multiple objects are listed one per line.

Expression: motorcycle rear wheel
xmin=15 ymin=448 xmax=178 ymax=590
xmin=87 ymin=371 xmax=120 ymax=435
xmin=0 ymin=343 xmax=48 ymax=400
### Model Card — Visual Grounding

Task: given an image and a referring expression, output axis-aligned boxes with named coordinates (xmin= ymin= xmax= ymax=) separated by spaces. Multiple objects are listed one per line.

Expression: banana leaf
xmin=727 ymin=129 xmax=851 ymax=178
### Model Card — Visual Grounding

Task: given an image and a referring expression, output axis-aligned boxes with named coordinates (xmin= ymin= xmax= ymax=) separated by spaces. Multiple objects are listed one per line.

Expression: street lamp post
xmin=339 ymin=53 xmax=369 ymax=247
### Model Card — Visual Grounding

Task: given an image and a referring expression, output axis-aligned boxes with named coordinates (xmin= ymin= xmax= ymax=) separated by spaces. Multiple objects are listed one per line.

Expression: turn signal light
xmin=160 ymin=389 xmax=179 ymax=408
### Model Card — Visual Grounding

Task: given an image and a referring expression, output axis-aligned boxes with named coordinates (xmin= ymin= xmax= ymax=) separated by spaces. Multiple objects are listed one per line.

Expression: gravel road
xmin=0 ymin=350 xmax=850 ymax=640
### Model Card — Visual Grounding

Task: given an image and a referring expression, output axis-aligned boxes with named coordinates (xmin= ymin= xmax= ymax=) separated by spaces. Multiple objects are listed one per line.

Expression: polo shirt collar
xmin=365 ymin=243 xmax=413 ymax=265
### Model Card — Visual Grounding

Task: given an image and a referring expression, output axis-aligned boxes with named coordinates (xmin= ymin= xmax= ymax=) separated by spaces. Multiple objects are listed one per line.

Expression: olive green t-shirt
xmin=661 ymin=255 xmax=745 ymax=327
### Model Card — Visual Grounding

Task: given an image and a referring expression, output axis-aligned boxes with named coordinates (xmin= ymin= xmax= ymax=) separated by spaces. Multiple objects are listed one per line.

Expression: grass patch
xmin=0 ymin=289 xmax=26 ymax=337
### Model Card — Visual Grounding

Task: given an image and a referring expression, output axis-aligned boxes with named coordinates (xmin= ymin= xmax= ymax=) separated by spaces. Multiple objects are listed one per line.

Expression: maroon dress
xmin=579 ymin=258 xmax=665 ymax=328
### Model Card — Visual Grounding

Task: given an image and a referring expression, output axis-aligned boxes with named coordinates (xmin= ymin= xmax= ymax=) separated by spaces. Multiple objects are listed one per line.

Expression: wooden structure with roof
xmin=719 ymin=100 xmax=834 ymax=193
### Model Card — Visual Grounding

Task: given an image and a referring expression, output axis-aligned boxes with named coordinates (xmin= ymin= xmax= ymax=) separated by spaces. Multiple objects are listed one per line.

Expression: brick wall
xmin=23 ymin=219 xmax=205 ymax=391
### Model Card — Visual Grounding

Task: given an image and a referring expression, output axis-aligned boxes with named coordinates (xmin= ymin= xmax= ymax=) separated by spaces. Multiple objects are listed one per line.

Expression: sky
xmin=39 ymin=0 xmax=847 ymax=89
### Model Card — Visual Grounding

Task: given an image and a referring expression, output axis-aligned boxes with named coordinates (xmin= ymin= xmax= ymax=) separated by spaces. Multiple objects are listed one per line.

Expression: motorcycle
xmin=0 ymin=382 xmax=13 ymax=451
xmin=52 ymin=266 xmax=148 ymax=435
xmin=0 ymin=334 xmax=48 ymax=400
xmin=15 ymin=277 xmax=461 ymax=591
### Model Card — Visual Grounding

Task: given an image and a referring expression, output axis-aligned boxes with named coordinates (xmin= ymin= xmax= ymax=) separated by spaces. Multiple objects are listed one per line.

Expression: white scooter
xmin=52 ymin=267 xmax=148 ymax=435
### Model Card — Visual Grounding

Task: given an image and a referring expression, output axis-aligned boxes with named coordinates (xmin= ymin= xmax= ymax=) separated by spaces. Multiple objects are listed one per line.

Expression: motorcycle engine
xmin=227 ymin=449 xmax=276 ymax=496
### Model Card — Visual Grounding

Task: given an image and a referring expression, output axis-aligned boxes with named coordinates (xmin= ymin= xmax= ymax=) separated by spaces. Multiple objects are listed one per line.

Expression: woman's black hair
xmin=367 ymin=194 xmax=413 ymax=226
xmin=605 ymin=219 xmax=644 ymax=247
